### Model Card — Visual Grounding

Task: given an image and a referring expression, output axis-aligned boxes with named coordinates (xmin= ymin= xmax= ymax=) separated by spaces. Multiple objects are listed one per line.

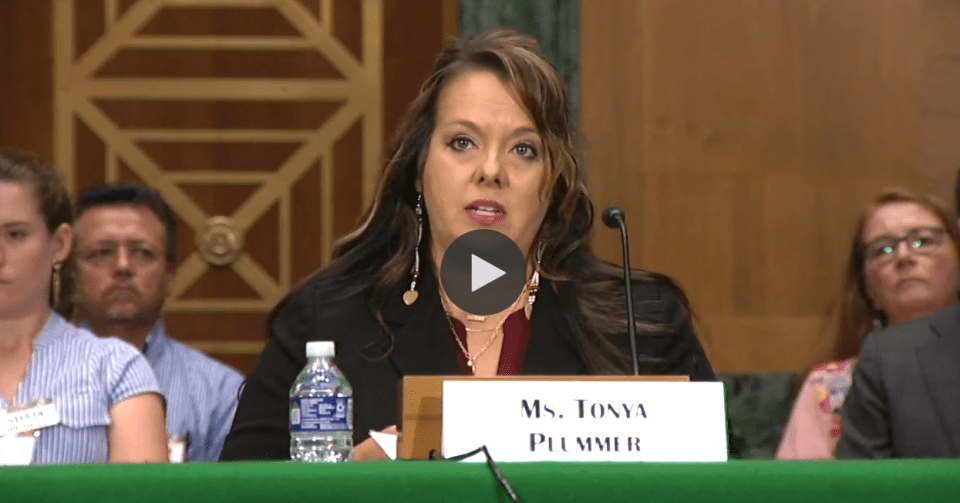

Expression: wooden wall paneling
xmin=581 ymin=0 xmax=955 ymax=372
xmin=919 ymin=0 xmax=960 ymax=204
xmin=0 ymin=1 xmax=54 ymax=158
xmin=7 ymin=0 xmax=956 ymax=375
xmin=578 ymin=0 xmax=646 ymax=298
xmin=46 ymin=0 xmax=448 ymax=374
xmin=442 ymin=0 xmax=460 ymax=39
xmin=382 ymin=0 xmax=451 ymax=142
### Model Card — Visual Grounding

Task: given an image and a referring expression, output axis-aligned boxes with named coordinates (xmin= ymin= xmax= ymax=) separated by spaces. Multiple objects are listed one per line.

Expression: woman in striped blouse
xmin=0 ymin=148 xmax=168 ymax=464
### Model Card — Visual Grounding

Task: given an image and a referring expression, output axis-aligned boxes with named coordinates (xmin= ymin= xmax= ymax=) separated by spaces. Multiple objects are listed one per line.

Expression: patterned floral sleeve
xmin=776 ymin=358 xmax=856 ymax=460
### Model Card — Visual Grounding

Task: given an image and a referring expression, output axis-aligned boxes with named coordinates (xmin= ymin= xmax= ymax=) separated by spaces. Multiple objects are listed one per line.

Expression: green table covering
xmin=2 ymin=460 xmax=959 ymax=502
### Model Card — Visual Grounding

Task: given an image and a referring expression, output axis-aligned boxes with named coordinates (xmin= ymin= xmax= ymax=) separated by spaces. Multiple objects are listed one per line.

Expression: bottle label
xmin=290 ymin=396 xmax=351 ymax=432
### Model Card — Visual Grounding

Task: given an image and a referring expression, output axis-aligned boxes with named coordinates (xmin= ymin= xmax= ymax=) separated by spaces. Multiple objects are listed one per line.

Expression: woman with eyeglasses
xmin=0 ymin=148 xmax=168 ymax=464
xmin=777 ymin=189 xmax=960 ymax=459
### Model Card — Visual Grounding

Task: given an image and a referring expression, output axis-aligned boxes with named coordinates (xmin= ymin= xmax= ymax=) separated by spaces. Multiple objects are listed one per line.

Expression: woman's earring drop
xmin=403 ymin=194 xmax=423 ymax=306
xmin=525 ymin=242 xmax=544 ymax=319
xmin=52 ymin=261 xmax=62 ymax=310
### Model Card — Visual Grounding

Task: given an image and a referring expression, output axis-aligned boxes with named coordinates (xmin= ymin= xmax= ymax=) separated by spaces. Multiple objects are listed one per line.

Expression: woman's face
xmin=420 ymin=70 xmax=550 ymax=267
xmin=861 ymin=201 xmax=960 ymax=325
xmin=0 ymin=182 xmax=72 ymax=319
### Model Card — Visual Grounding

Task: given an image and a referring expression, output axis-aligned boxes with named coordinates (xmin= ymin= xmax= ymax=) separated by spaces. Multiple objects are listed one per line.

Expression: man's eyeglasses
xmin=863 ymin=227 xmax=948 ymax=263
xmin=78 ymin=243 xmax=165 ymax=268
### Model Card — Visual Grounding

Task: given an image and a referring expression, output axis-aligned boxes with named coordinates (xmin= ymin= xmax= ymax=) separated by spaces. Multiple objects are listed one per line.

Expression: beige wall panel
xmin=919 ymin=0 xmax=960 ymax=200
xmin=582 ymin=0 xmax=958 ymax=372
xmin=702 ymin=316 xmax=825 ymax=371
xmin=579 ymin=0 xmax=645 ymax=276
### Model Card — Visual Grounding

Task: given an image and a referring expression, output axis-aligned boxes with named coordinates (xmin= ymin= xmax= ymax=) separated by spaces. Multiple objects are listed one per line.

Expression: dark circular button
xmin=439 ymin=229 xmax=526 ymax=316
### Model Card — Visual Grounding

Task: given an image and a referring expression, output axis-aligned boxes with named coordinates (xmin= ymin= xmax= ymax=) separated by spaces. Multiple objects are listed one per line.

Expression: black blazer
xmin=220 ymin=266 xmax=715 ymax=461
xmin=836 ymin=303 xmax=960 ymax=458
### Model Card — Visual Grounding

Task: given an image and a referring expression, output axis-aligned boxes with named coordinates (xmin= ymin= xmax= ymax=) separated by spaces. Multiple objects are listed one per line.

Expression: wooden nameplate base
xmin=397 ymin=375 xmax=689 ymax=460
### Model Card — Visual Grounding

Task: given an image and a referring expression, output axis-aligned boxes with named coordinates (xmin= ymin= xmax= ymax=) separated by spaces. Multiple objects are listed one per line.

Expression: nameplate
xmin=442 ymin=380 xmax=727 ymax=462
xmin=0 ymin=436 xmax=35 ymax=466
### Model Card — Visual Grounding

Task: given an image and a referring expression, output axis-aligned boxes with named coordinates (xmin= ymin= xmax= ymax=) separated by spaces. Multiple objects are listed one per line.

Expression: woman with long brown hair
xmin=777 ymin=189 xmax=960 ymax=459
xmin=0 ymin=148 xmax=168 ymax=464
xmin=220 ymin=29 xmax=715 ymax=461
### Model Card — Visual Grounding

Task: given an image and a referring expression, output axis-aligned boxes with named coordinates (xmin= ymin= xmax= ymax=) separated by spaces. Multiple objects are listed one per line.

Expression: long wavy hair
xmin=0 ymin=147 xmax=75 ymax=318
xmin=274 ymin=29 xmax=688 ymax=373
xmin=830 ymin=188 xmax=960 ymax=361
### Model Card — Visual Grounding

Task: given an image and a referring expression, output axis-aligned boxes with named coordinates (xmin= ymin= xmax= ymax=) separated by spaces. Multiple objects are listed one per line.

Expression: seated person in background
xmin=220 ymin=29 xmax=715 ymax=462
xmin=0 ymin=148 xmax=167 ymax=464
xmin=836 ymin=186 xmax=960 ymax=458
xmin=72 ymin=182 xmax=244 ymax=462
xmin=778 ymin=189 xmax=960 ymax=459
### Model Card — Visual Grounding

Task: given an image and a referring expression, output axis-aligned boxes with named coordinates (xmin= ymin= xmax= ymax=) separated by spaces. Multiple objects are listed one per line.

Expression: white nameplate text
xmin=442 ymin=380 xmax=727 ymax=462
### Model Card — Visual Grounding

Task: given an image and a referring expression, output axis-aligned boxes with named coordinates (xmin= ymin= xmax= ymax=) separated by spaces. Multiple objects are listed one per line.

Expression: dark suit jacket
xmin=836 ymin=303 xmax=960 ymax=458
xmin=220 ymin=266 xmax=715 ymax=461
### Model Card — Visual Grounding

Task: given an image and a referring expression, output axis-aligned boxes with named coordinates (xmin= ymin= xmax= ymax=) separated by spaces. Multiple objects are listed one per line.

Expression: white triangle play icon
xmin=471 ymin=254 xmax=506 ymax=292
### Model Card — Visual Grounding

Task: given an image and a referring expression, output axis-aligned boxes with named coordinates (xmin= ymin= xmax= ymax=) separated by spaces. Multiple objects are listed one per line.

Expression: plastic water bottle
xmin=289 ymin=341 xmax=353 ymax=462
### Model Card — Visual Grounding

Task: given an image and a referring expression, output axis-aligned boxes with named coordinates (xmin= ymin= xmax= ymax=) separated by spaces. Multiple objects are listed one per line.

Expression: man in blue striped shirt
xmin=72 ymin=182 xmax=244 ymax=462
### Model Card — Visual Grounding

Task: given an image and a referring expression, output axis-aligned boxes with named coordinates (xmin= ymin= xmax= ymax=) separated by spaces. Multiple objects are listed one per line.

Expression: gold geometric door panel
xmin=53 ymin=0 xmax=383 ymax=369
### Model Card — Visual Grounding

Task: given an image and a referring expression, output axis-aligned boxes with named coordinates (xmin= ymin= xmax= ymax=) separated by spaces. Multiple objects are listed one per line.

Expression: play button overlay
xmin=472 ymin=254 xmax=505 ymax=292
xmin=440 ymin=229 xmax=526 ymax=316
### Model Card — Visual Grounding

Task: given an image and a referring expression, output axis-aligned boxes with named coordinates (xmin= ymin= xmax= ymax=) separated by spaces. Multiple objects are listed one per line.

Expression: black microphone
xmin=602 ymin=206 xmax=639 ymax=376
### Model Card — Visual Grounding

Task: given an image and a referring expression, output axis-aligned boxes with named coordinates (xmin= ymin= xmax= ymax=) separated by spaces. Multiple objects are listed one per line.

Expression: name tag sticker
xmin=0 ymin=436 xmax=35 ymax=466
xmin=442 ymin=381 xmax=727 ymax=462
xmin=0 ymin=400 xmax=60 ymax=437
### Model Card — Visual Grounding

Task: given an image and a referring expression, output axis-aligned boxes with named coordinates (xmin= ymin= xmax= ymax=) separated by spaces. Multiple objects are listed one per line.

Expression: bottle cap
xmin=306 ymin=341 xmax=335 ymax=358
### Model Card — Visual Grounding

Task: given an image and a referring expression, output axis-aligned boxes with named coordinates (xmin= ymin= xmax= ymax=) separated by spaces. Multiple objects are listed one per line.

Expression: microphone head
xmin=602 ymin=206 xmax=625 ymax=228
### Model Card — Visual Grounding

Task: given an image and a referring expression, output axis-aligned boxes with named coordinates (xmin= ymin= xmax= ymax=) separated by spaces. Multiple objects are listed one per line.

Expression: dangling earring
xmin=525 ymin=242 xmax=544 ymax=319
xmin=51 ymin=262 xmax=62 ymax=310
xmin=403 ymin=193 xmax=423 ymax=306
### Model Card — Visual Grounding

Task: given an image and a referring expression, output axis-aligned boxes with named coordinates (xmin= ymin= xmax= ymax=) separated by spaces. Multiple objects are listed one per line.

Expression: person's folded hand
xmin=352 ymin=425 xmax=397 ymax=462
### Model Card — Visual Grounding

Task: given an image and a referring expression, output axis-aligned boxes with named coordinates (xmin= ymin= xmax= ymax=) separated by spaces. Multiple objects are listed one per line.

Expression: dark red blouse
xmin=449 ymin=309 xmax=531 ymax=375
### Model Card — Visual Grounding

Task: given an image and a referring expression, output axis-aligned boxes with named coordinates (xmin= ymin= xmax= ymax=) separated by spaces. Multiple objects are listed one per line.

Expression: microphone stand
xmin=603 ymin=207 xmax=639 ymax=376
